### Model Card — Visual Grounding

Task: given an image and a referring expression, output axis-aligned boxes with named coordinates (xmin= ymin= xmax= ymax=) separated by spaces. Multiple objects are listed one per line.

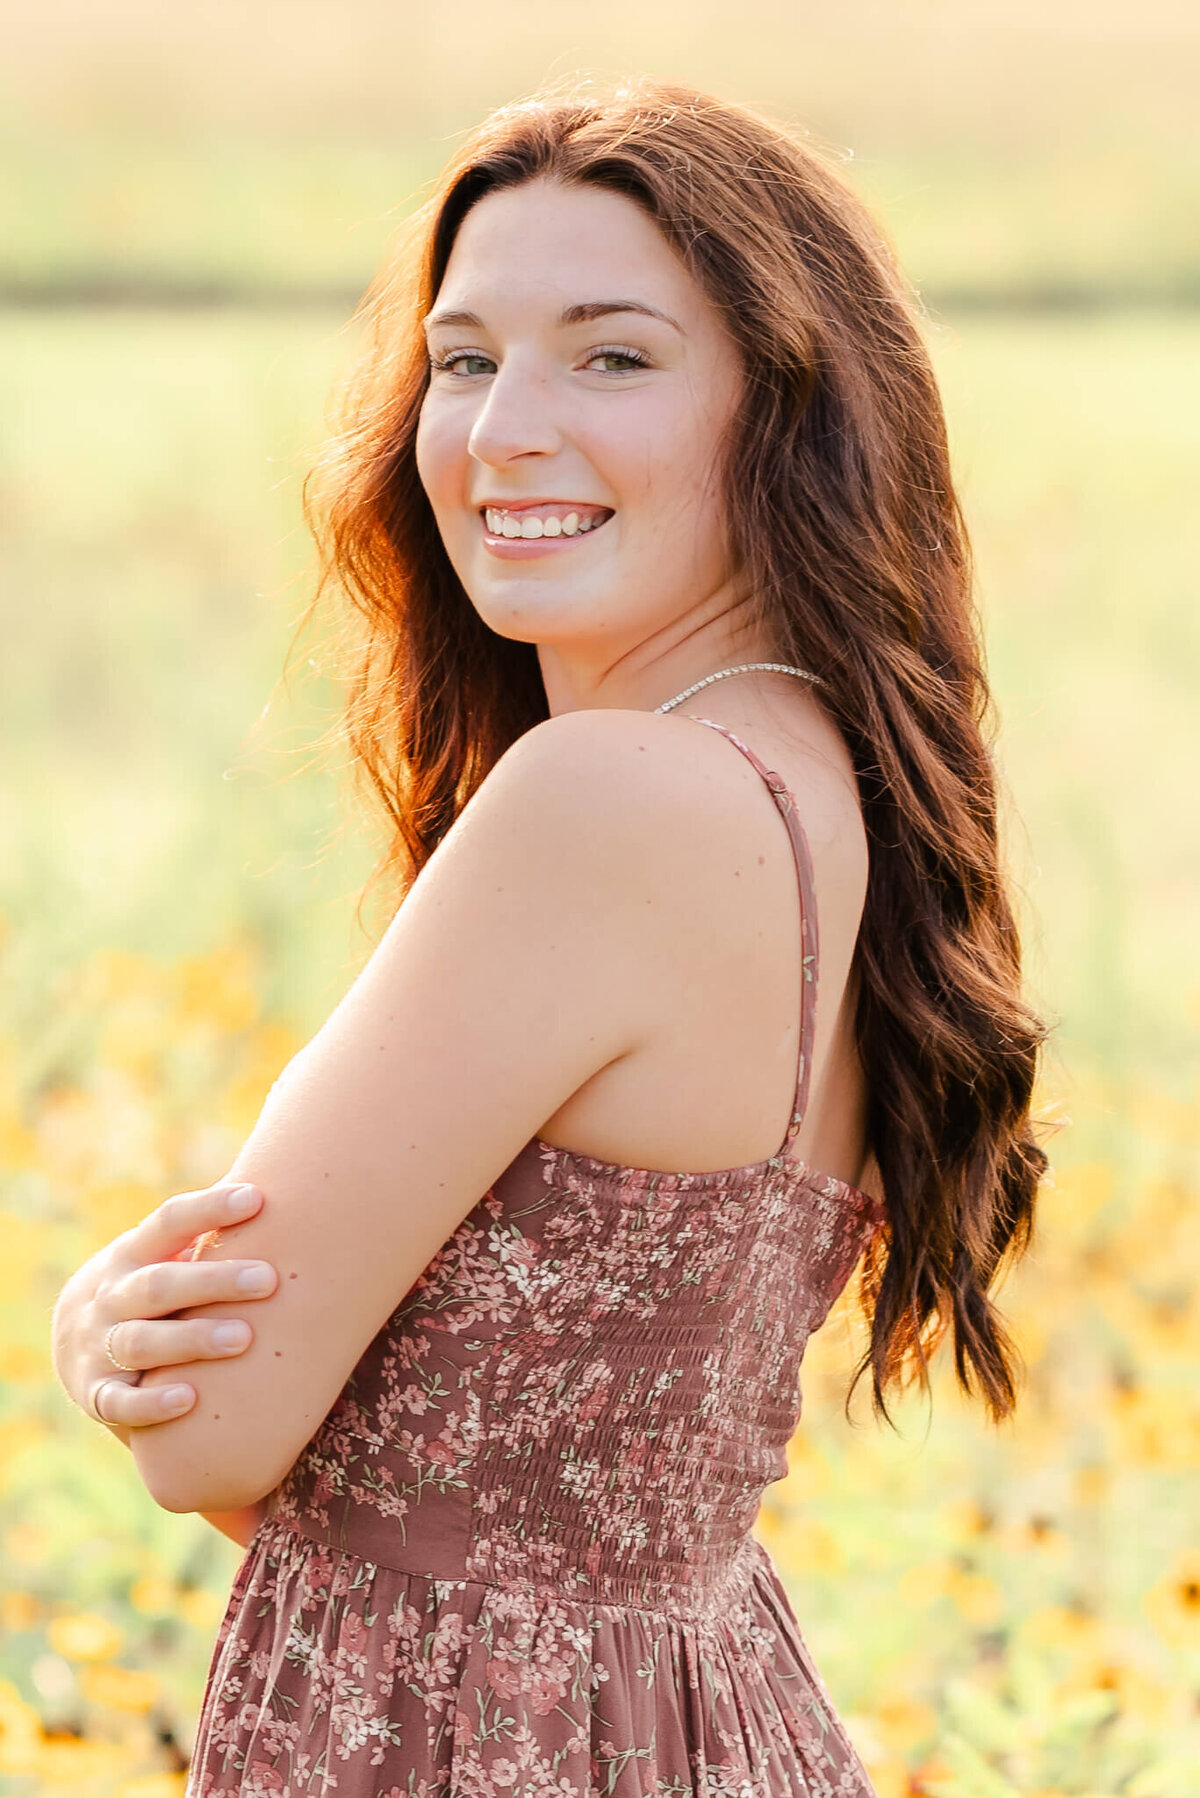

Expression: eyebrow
xmin=422 ymin=299 xmax=684 ymax=336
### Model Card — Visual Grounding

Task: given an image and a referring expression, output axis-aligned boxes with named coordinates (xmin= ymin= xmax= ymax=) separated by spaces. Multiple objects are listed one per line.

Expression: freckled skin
xmin=414 ymin=178 xmax=755 ymax=713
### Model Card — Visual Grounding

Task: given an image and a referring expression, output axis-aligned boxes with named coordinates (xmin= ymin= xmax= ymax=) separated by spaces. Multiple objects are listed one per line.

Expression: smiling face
xmin=414 ymin=178 xmax=753 ymax=704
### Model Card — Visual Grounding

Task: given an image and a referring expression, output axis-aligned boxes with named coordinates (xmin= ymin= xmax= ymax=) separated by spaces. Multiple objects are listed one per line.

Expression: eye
xmin=428 ymin=351 xmax=496 ymax=377
xmin=584 ymin=346 xmax=652 ymax=373
xmin=427 ymin=344 xmax=653 ymax=378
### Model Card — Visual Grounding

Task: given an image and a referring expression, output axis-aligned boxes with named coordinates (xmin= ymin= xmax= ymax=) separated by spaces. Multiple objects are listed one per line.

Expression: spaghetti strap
xmin=683 ymin=716 xmax=819 ymax=1156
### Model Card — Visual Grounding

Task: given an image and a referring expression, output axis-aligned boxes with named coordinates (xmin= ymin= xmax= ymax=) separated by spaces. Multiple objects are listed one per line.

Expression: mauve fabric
xmin=185 ymin=721 xmax=885 ymax=1798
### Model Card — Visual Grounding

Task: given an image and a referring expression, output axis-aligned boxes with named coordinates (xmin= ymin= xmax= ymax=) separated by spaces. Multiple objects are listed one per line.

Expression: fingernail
xmin=213 ymin=1323 xmax=250 ymax=1349
xmin=224 ymin=1185 xmax=259 ymax=1217
xmin=162 ymin=1386 xmax=191 ymax=1409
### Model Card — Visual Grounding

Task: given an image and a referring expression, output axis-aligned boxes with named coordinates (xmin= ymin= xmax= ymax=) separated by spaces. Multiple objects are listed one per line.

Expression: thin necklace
xmin=653 ymin=661 xmax=824 ymax=715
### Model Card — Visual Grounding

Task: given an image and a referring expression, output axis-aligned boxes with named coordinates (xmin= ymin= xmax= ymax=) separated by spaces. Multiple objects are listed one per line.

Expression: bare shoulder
xmin=484 ymin=705 xmax=869 ymax=1176
xmin=476 ymin=705 xmax=817 ymax=887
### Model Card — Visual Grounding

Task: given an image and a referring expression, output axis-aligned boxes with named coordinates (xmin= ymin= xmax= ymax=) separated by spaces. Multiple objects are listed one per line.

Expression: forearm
xmin=197 ymin=1503 xmax=270 ymax=1549
xmin=105 ymin=1418 xmax=266 ymax=1545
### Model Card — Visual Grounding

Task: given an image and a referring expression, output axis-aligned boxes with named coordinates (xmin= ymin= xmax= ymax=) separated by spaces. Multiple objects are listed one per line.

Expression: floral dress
xmin=185 ymin=720 xmax=887 ymax=1798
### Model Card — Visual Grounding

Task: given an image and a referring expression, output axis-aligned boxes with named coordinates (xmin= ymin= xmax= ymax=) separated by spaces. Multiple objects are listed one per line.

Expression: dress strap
xmin=684 ymin=717 xmax=820 ymax=1155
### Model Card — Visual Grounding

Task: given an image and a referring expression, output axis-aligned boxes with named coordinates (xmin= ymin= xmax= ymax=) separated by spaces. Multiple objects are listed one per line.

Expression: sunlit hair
xmin=299 ymin=75 xmax=1053 ymax=1430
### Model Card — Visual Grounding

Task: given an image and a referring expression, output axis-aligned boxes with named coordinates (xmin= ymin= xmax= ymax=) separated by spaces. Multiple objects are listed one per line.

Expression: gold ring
xmin=104 ymin=1321 xmax=138 ymax=1372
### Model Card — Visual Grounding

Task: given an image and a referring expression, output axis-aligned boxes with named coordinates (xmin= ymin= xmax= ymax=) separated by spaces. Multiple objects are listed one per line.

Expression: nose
xmin=466 ymin=356 xmax=563 ymax=467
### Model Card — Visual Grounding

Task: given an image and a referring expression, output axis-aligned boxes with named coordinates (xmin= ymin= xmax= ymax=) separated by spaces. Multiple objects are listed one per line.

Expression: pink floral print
xmin=186 ymin=1139 xmax=884 ymax=1798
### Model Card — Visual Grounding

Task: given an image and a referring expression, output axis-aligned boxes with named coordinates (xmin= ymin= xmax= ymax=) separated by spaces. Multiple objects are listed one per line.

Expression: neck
xmin=539 ymin=641 xmax=786 ymax=720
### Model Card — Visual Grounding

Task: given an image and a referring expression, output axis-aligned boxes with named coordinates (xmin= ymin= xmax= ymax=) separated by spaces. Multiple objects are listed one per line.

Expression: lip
xmin=475 ymin=498 xmax=612 ymax=513
xmin=480 ymin=509 xmax=614 ymax=559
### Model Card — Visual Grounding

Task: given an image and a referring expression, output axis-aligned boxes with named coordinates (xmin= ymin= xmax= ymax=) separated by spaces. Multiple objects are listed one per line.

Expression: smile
xmin=480 ymin=503 xmax=614 ymax=542
xmin=479 ymin=503 xmax=615 ymax=558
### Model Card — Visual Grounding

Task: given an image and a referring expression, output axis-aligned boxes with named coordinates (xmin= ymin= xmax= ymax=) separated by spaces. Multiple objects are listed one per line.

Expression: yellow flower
xmin=47 ymin=1611 xmax=123 ymax=1662
xmin=172 ymin=939 xmax=260 ymax=1034
xmin=1142 ymin=1548 xmax=1200 ymax=1650
xmin=35 ymin=1735 xmax=126 ymax=1790
xmin=1072 ymin=1463 xmax=1110 ymax=1506
xmin=1111 ymin=1379 xmax=1200 ymax=1472
xmin=128 ymin=1575 xmax=178 ymax=1617
xmin=0 ymin=1677 xmax=43 ymax=1775
xmin=777 ymin=1514 xmax=844 ymax=1575
xmin=872 ymin=1692 xmax=939 ymax=1754
xmin=78 ymin=1180 xmax=161 ymax=1247
xmin=178 ymin=1587 xmax=226 ymax=1631
xmin=897 ymin=1559 xmax=954 ymax=1609
xmin=1056 ymin=1655 xmax=1172 ymax=1724
xmin=0 ymin=1035 xmax=36 ymax=1169
xmin=945 ymin=1566 xmax=1004 ymax=1627
xmin=0 ymin=1342 xmax=45 ymax=1382
xmin=79 ymin=1663 xmax=160 ymax=1713
xmin=116 ymin=1776 xmax=188 ymax=1798
xmin=1021 ymin=1603 xmax=1109 ymax=1671
xmin=1045 ymin=1161 xmax=1113 ymax=1246
xmin=994 ymin=1513 xmax=1069 ymax=1558
xmin=855 ymin=1751 xmax=909 ymax=1798
xmin=0 ymin=1592 xmax=41 ymax=1632
xmin=938 ymin=1496 xmax=993 ymax=1542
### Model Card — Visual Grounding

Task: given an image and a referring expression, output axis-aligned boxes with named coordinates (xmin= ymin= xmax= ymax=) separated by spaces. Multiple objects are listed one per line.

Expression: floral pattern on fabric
xmin=186 ymin=1139 xmax=884 ymax=1797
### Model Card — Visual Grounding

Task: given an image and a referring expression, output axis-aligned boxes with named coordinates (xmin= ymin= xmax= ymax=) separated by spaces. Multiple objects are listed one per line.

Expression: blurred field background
xmin=2 ymin=2 xmax=1198 ymax=1794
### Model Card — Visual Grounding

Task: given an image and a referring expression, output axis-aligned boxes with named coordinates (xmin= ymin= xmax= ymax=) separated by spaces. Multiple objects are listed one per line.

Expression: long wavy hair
xmin=298 ymin=75 xmax=1053 ymax=1430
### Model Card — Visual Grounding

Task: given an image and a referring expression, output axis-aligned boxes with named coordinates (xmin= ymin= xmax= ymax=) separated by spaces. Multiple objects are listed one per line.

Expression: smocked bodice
xmin=267 ymin=1134 xmax=884 ymax=1620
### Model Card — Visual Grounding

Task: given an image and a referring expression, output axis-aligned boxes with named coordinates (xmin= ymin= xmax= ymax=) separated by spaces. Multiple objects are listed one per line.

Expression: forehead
xmin=435 ymin=179 xmax=701 ymax=317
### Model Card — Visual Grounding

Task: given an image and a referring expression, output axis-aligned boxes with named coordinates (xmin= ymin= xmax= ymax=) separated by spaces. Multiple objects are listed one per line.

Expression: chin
xmin=464 ymin=575 xmax=584 ymax=633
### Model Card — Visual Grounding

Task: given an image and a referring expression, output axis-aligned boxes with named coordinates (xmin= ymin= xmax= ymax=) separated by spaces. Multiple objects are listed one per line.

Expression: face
xmin=414 ymin=178 xmax=748 ymax=694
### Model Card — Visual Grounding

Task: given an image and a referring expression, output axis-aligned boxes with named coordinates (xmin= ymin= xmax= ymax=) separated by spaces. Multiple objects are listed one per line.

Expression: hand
xmin=51 ymin=1182 xmax=278 ymax=1430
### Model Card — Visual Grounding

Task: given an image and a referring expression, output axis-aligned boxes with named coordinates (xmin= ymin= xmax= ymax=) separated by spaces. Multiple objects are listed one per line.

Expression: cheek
xmin=414 ymin=404 xmax=462 ymax=511
xmin=627 ymin=391 xmax=726 ymax=519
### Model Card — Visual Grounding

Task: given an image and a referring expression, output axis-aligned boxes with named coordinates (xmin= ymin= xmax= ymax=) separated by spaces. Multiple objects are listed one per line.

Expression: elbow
xmin=147 ymin=1467 xmax=271 ymax=1517
xmin=129 ymin=1425 xmax=269 ymax=1517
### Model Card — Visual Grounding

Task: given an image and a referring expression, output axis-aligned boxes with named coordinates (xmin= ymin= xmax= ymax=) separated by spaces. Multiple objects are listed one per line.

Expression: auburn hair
xmin=298 ymin=75 xmax=1053 ymax=1430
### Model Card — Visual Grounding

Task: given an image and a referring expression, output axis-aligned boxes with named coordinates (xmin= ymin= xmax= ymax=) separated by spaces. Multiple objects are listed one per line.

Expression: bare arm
xmin=129 ymin=711 xmax=708 ymax=1514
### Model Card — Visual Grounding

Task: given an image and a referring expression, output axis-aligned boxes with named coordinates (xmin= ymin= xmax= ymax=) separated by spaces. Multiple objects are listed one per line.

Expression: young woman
xmin=52 ymin=77 xmax=1050 ymax=1798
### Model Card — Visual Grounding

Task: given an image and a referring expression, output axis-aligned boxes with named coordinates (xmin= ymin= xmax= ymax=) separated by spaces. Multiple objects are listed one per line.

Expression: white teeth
xmin=483 ymin=506 xmax=608 ymax=539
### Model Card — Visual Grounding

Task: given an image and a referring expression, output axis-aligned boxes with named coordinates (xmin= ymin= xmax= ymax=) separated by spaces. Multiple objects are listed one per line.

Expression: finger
xmin=125 ymin=1182 xmax=263 ymax=1265
xmin=105 ymin=1312 xmax=256 ymax=1372
xmin=93 ymin=1375 xmax=195 ymax=1428
xmin=120 ymin=1255 xmax=277 ymax=1323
